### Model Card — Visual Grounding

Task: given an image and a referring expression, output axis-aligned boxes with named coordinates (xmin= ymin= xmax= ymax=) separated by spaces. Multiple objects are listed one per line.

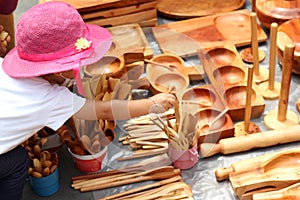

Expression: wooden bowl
xmin=214 ymin=65 xmax=246 ymax=87
xmin=180 ymin=87 xmax=216 ymax=108
xmin=146 ymin=53 xmax=189 ymax=93
xmin=207 ymin=47 xmax=236 ymax=66
xmin=84 ymin=55 xmax=125 ymax=78
xmin=256 ymin=0 xmax=300 ymax=29
xmin=225 ymin=85 xmax=257 ymax=108
xmin=151 ymin=72 xmax=189 ymax=93
xmin=277 ymin=18 xmax=300 ymax=74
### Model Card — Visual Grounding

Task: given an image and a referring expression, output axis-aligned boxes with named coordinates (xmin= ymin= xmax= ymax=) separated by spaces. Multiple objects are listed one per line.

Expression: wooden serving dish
xmin=146 ymin=53 xmax=190 ymax=93
xmin=156 ymin=0 xmax=245 ymax=19
xmin=277 ymin=18 xmax=300 ymax=74
xmin=256 ymin=0 xmax=300 ymax=29
xmin=225 ymin=83 xmax=265 ymax=121
xmin=107 ymin=23 xmax=153 ymax=59
xmin=152 ymin=9 xmax=268 ymax=57
xmin=84 ymin=55 xmax=126 ymax=79
xmin=229 ymin=149 xmax=300 ymax=197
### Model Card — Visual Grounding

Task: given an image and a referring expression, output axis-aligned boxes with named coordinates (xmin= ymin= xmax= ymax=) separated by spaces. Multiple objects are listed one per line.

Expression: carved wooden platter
xmin=152 ymin=9 xmax=268 ymax=57
xmin=156 ymin=0 xmax=245 ymax=19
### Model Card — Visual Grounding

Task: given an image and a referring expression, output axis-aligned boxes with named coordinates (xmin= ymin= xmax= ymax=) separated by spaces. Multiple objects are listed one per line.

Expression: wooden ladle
xmin=253 ymin=182 xmax=300 ymax=200
xmin=230 ymin=151 xmax=300 ymax=196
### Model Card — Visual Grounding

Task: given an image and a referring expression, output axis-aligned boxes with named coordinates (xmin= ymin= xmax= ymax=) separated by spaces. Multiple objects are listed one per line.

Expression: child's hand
xmin=150 ymin=93 xmax=176 ymax=113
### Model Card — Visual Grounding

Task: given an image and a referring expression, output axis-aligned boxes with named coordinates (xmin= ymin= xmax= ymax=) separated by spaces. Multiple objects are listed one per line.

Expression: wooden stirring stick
xmin=264 ymin=44 xmax=299 ymax=130
xmin=250 ymin=12 xmax=269 ymax=84
xmin=258 ymin=22 xmax=281 ymax=100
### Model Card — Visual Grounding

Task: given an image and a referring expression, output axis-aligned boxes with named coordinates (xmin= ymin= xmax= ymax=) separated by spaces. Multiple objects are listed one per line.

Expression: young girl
xmin=0 ymin=2 xmax=176 ymax=199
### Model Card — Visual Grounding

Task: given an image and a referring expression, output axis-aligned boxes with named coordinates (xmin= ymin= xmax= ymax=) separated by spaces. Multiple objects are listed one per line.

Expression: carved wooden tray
xmin=199 ymin=42 xmax=265 ymax=121
xmin=152 ymin=9 xmax=268 ymax=57
xmin=156 ymin=0 xmax=245 ymax=19
xmin=107 ymin=23 xmax=153 ymax=59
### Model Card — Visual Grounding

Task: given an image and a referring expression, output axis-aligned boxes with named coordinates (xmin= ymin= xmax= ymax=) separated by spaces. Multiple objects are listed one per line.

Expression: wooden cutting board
xmin=152 ymin=9 xmax=268 ymax=57
xmin=157 ymin=0 xmax=245 ymax=19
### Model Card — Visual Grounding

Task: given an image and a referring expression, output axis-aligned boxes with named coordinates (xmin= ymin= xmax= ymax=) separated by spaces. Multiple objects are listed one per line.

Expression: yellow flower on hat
xmin=75 ymin=37 xmax=92 ymax=51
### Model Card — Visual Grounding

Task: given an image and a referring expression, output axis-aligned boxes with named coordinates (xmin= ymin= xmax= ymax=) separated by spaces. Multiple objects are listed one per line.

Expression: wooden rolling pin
xmin=199 ymin=124 xmax=300 ymax=158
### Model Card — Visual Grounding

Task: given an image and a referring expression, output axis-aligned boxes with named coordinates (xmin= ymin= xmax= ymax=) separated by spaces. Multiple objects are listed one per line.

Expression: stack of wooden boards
xmin=39 ymin=0 xmax=158 ymax=27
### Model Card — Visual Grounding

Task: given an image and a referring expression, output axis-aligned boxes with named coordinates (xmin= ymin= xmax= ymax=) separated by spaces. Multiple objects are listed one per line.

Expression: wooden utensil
xmin=253 ymin=182 xmax=300 ymax=200
xmin=80 ymin=167 xmax=181 ymax=192
xmin=199 ymin=124 xmax=300 ymax=158
xmin=98 ymin=175 xmax=182 ymax=200
xmin=72 ymin=166 xmax=174 ymax=189
xmin=144 ymin=59 xmax=177 ymax=71
xmin=229 ymin=150 xmax=300 ymax=195
xmin=215 ymin=148 xmax=300 ymax=181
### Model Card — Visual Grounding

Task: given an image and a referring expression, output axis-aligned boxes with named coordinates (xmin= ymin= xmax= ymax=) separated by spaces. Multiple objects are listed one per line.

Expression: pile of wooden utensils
xmin=71 ymin=165 xmax=193 ymax=200
xmin=21 ymin=132 xmax=59 ymax=178
xmin=118 ymin=110 xmax=175 ymax=161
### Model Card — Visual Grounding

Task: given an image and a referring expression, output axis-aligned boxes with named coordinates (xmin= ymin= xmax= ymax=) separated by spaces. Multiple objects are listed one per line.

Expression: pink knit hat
xmin=3 ymin=2 xmax=112 ymax=94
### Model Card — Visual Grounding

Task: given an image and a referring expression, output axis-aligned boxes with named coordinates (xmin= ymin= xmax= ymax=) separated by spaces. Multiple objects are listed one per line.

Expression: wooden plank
xmin=40 ymin=0 xmax=156 ymax=12
xmin=81 ymin=1 xmax=156 ymax=20
xmin=86 ymin=9 xmax=157 ymax=27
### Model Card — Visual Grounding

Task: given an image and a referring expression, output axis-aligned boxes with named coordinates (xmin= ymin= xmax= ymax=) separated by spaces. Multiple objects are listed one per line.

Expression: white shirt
xmin=0 ymin=58 xmax=86 ymax=154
